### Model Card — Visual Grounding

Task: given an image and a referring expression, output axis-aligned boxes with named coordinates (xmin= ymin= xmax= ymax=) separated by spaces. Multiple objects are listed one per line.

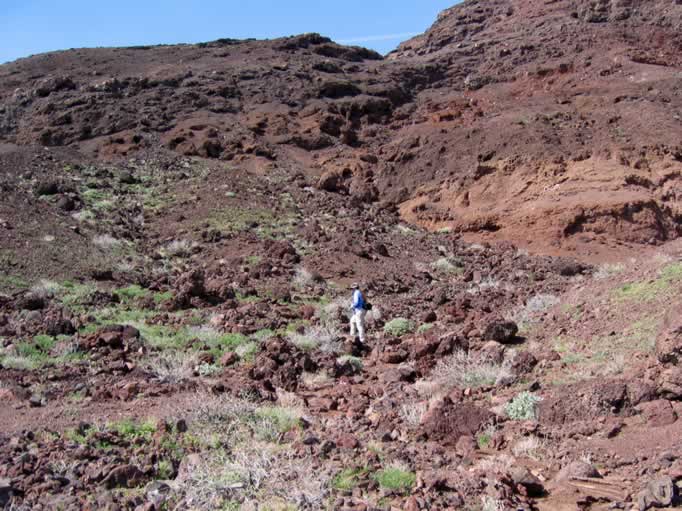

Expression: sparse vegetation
xmin=30 ymin=279 xmax=62 ymax=298
xmin=415 ymin=350 xmax=510 ymax=396
xmin=333 ymin=467 xmax=369 ymax=491
xmin=110 ymin=418 xmax=157 ymax=441
xmin=400 ymin=402 xmax=427 ymax=428
xmin=254 ymin=406 xmax=303 ymax=439
xmin=432 ymin=256 xmax=463 ymax=275
xmin=511 ymin=435 xmax=545 ymax=460
xmin=92 ymin=234 xmax=122 ymax=249
xmin=481 ymin=496 xmax=504 ymax=511
xmin=612 ymin=262 xmax=682 ymax=303
xmin=158 ymin=239 xmax=196 ymax=258
xmin=289 ymin=324 xmax=341 ymax=353
xmin=477 ymin=422 xmax=497 ymax=449
xmin=115 ymin=284 xmax=149 ymax=302
xmin=505 ymin=392 xmax=542 ymax=421
xmin=1 ymin=334 xmax=83 ymax=370
xmin=292 ymin=266 xmax=317 ymax=289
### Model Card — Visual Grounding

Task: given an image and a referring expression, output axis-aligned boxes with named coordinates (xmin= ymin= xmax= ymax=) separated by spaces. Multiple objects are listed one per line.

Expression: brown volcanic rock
xmin=420 ymin=397 xmax=493 ymax=444
xmin=538 ymin=380 xmax=636 ymax=425
xmin=655 ymin=304 xmax=682 ymax=364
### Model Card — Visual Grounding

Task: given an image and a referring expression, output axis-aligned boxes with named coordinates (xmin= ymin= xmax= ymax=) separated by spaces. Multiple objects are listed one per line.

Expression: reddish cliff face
xmin=390 ymin=0 xmax=682 ymax=259
xmin=0 ymin=1 xmax=681 ymax=261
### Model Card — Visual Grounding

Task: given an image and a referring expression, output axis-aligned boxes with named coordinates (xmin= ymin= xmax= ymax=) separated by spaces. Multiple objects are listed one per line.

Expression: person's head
xmin=351 ymin=282 xmax=360 ymax=291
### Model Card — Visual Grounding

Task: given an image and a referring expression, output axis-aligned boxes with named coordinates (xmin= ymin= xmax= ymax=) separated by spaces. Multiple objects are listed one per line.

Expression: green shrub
xmin=109 ymin=418 xmax=156 ymax=441
xmin=134 ymin=323 xmax=192 ymax=350
xmin=417 ymin=323 xmax=434 ymax=334
xmin=115 ymin=284 xmax=150 ymax=302
xmin=333 ymin=467 xmax=368 ymax=491
xmin=153 ymin=291 xmax=173 ymax=304
xmin=383 ymin=318 xmax=415 ymax=337
xmin=505 ymin=392 xmax=542 ymax=421
xmin=156 ymin=459 xmax=174 ymax=479
xmin=373 ymin=467 xmax=416 ymax=493
xmin=197 ymin=363 xmax=222 ymax=377
xmin=4 ymin=335 xmax=56 ymax=369
xmin=477 ymin=432 xmax=492 ymax=449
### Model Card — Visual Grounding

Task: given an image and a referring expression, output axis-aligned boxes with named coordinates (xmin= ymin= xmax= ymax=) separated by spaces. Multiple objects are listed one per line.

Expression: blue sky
xmin=0 ymin=1 xmax=459 ymax=64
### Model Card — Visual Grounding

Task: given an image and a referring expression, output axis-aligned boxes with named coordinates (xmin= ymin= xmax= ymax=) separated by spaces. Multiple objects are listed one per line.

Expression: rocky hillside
xmin=1 ymin=0 xmax=681 ymax=261
xmin=1 ymin=1 xmax=682 ymax=510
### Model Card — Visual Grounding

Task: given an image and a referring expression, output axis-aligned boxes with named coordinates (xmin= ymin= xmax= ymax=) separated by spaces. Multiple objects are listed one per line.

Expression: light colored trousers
xmin=350 ymin=309 xmax=367 ymax=342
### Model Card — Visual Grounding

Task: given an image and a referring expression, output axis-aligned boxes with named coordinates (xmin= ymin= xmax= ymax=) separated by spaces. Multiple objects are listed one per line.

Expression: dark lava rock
xmin=483 ymin=319 xmax=518 ymax=343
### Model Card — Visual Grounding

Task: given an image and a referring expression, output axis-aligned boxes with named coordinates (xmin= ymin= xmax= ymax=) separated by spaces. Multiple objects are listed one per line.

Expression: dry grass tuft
xmin=415 ymin=350 xmax=511 ymax=397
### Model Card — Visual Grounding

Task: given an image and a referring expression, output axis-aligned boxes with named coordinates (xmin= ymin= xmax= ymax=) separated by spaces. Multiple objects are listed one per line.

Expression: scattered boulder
xmin=56 ymin=195 xmax=76 ymax=211
xmin=556 ymin=460 xmax=600 ymax=481
xmin=101 ymin=464 xmax=145 ymax=489
xmin=380 ymin=365 xmax=416 ymax=383
xmin=0 ymin=478 xmax=14 ymax=507
xmin=552 ymin=258 xmax=587 ymax=276
xmin=420 ymin=397 xmax=493 ymax=444
xmin=510 ymin=466 xmax=545 ymax=497
xmin=636 ymin=400 xmax=678 ymax=427
xmin=35 ymin=180 xmax=61 ymax=196
xmin=657 ymin=367 xmax=682 ymax=400
xmin=655 ymin=305 xmax=682 ymax=365
xmin=638 ymin=476 xmax=675 ymax=511
xmin=118 ymin=171 xmax=137 ymax=184
xmin=220 ymin=352 xmax=239 ymax=367
xmin=510 ymin=351 xmax=538 ymax=375
xmin=483 ymin=319 xmax=518 ymax=343
xmin=539 ymin=380 xmax=632 ymax=425
xmin=455 ymin=435 xmax=478 ymax=458
xmin=18 ymin=293 xmax=46 ymax=311
xmin=479 ymin=341 xmax=506 ymax=365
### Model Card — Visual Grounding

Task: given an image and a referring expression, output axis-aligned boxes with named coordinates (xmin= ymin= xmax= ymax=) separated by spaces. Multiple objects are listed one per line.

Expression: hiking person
xmin=349 ymin=283 xmax=367 ymax=343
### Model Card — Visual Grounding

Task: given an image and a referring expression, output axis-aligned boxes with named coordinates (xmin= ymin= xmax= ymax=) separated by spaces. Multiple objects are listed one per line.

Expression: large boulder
xmin=317 ymin=167 xmax=351 ymax=193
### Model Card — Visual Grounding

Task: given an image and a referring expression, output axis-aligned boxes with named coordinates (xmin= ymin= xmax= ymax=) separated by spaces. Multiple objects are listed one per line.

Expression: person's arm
xmin=352 ymin=290 xmax=360 ymax=308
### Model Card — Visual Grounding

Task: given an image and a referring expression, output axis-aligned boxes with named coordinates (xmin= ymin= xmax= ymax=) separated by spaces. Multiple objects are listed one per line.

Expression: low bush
xmin=383 ymin=318 xmax=415 ymax=337
xmin=373 ymin=465 xmax=416 ymax=494
xmin=505 ymin=391 xmax=542 ymax=420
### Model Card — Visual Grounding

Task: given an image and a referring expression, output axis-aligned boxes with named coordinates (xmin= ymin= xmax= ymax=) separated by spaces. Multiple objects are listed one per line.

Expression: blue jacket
xmin=352 ymin=289 xmax=365 ymax=311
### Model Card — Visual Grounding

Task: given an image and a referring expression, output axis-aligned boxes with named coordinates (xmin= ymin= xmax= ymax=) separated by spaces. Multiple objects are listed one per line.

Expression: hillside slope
xmin=1 ymin=0 xmax=681 ymax=261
